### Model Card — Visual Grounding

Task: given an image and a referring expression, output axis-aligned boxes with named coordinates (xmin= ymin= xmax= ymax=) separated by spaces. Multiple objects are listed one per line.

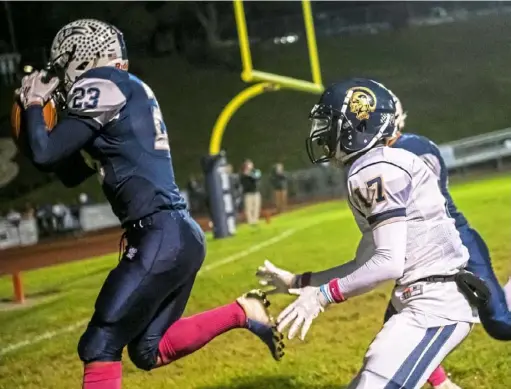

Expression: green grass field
xmin=0 ymin=175 xmax=510 ymax=389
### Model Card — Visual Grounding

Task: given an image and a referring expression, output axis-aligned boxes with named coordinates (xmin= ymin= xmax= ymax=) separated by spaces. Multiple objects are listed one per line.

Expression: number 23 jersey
xmin=66 ymin=67 xmax=186 ymax=224
xmin=346 ymin=146 xmax=469 ymax=285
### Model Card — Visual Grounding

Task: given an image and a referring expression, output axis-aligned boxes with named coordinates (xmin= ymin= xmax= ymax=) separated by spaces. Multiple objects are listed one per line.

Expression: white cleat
xmin=236 ymin=289 xmax=285 ymax=361
xmin=433 ymin=378 xmax=462 ymax=389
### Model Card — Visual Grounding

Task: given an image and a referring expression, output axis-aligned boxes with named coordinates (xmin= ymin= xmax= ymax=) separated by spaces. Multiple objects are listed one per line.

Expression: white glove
xmin=256 ymin=259 xmax=299 ymax=295
xmin=19 ymin=70 xmax=59 ymax=109
xmin=276 ymin=286 xmax=330 ymax=340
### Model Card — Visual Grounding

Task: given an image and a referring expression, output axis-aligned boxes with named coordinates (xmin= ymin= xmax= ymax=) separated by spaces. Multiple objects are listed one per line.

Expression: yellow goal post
xmin=208 ymin=0 xmax=325 ymax=155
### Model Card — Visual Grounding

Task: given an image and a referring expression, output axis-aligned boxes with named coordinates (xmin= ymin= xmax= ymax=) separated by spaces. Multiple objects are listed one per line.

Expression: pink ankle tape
xmin=428 ymin=365 xmax=447 ymax=386
xmin=83 ymin=362 xmax=122 ymax=389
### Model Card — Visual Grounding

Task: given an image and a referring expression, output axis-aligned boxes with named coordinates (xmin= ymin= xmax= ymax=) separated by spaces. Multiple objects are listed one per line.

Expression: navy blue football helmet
xmin=306 ymin=78 xmax=397 ymax=165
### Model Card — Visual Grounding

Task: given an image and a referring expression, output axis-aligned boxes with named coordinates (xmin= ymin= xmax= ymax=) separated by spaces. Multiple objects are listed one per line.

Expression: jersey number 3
xmin=71 ymin=87 xmax=100 ymax=110
xmin=353 ymin=176 xmax=386 ymax=208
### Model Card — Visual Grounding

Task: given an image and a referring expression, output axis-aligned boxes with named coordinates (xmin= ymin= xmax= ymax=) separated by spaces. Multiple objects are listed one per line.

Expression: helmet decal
xmin=347 ymin=87 xmax=377 ymax=121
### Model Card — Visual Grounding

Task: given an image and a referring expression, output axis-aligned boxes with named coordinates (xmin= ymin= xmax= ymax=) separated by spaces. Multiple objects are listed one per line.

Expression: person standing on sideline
xmin=270 ymin=163 xmax=288 ymax=213
xmin=225 ymin=164 xmax=243 ymax=218
xmin=240 ymin=159 xmax=262 ymax=226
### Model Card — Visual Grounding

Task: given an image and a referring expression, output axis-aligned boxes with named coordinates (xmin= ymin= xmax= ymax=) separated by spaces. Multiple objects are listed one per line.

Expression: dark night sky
xmin=0 ymin=1 xmax=397 ymax=53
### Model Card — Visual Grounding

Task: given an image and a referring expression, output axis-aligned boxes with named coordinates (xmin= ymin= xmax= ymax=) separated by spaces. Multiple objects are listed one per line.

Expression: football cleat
xmin=237 ymin=289 xmax=285 ymax=361
xmin=433 ymin=378 xmax=462 ymax=389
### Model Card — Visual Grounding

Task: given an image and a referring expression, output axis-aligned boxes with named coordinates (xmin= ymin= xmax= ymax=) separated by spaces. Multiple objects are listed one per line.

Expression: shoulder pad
xmin=67 ymin=76 xmax=127 ymax=127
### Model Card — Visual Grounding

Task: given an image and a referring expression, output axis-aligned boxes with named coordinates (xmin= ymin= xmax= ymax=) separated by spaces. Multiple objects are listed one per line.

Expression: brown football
xmin=11 ymin=96 xmax=58 ymax=155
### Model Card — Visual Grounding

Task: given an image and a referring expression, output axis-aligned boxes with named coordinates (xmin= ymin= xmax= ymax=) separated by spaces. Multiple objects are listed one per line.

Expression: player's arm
xmin=319 ymin=166 xmax=411 ymax=300
xmin=24 ymin=107 xmax=96 ymax=167
xmin=275 ymin=165 xmax=411 ymax=340
xmin=23 ymin=75 xmax=126 ymax=167
xmin=257 ymin=167 xmax=410 ymax=293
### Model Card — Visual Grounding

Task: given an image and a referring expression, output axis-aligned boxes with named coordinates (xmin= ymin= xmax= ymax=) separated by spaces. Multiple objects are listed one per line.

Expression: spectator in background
xmin=22 ymin=202 xmax=35 ymax=219
xmin=36 ymin=203 xmax=53 ymax=237
xmin=225 ymin=164 xmax=243 ymax=216
xmin=240 ymin=159 xmax=262 ymax=226
xmin=52 ymin=200 xmax=67 ymax=232
xmin=270 ymin=163 xmax=288 ymax=213
xmin=6 ymin=208 xmax=21 ymax=227
xmin=70 ymin=200 xmax=82 ymax=231
xmin=6 ymin=208 xmax=22 ymax=243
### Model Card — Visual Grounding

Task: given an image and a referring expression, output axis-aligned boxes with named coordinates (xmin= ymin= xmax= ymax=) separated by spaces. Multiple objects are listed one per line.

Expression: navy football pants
xmin=385 ymin=226 xmax=511 ymax=341
xmin=461 ymin=226 xmax=511 ymax=340
xmin=78 ymin=210 xmax=206 ymax=370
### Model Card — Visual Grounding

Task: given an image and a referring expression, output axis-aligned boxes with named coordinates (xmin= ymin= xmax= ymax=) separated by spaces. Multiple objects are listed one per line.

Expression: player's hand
xmin=276 ymin=286 xmax=330 ymax=340
xmin=19 ymin=70 xmax=59 ymax=109
xmin=256 ymin=259 xmax=298 ymax=295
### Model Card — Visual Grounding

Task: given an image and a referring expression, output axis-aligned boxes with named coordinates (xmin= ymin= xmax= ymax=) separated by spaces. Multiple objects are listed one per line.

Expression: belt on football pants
xmin=414 ymin=274 xmax=458 ymax=283
xmin=413 ymin=271 xmax=490 ymax=308
xmin=118 ymin=215 xmax=155 ymax=262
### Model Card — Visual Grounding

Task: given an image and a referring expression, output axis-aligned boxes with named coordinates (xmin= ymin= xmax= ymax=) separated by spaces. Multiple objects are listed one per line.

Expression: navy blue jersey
xmin=392 ymin=133 xmax=468 ymax=228
xmin=24 ymin=67 xmax=186 ymax=224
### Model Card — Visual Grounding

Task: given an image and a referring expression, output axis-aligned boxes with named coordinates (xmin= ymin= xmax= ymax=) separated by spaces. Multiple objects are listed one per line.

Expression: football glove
xmin=19 ymin=70 xmax=59 ymax=109
xmin=256 ymin=259 xmax=311 ymax=295
xmin=276 ymin=286 xmax=330 ymax=341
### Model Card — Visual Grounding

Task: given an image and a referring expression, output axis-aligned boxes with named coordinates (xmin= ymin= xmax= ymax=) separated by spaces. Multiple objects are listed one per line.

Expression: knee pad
xmin=127 ymin=342 xmax=158 ymax=371
xmin=78 ymin=326 xmax=123 ymax=363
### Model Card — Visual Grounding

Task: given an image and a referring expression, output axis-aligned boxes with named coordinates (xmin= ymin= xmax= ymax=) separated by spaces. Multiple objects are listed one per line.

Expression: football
xmin=10 ymin=96 xmax=58 ymax=155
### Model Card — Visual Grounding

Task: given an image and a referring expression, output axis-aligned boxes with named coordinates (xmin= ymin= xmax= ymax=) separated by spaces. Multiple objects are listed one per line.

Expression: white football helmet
xmin=49 ymin=19 xmax=129 ymax=91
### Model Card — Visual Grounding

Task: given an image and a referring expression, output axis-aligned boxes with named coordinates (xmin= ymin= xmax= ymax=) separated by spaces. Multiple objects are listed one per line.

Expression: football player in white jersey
xmin=257 ymin=78 xmax=487 ymax=389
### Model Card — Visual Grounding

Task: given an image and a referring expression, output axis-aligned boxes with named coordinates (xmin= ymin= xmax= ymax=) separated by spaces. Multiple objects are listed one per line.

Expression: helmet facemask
xmin=306 ymin=104 xmax=341 ymax=164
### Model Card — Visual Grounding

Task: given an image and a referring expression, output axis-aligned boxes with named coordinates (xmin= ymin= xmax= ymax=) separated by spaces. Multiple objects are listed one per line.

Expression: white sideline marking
xmin=0 ymin=319 xmax=88 ymax=357
xmin=199 ymin=228 xmax=297 ymax=274
xmin=0 ymin=227 xmax=300 ymax=357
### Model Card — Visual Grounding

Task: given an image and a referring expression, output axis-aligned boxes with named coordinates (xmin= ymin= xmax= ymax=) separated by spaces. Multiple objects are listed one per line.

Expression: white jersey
xmin=346 ymin=146 xmax=478 ymax=324
xmin=347 ymin=146 xmax=469 ymax=285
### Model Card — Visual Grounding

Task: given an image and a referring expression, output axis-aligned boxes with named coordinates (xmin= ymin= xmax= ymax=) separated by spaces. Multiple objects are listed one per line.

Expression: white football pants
xmin=347 ymin=308 xmax=471 ymax=389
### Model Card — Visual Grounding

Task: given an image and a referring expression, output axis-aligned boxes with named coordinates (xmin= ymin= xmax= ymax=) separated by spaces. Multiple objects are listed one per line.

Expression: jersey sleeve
xmin=348 ymin=163 xmax=412 ymax=228
xmin=66 ymin=77 xmax=127 ymax=130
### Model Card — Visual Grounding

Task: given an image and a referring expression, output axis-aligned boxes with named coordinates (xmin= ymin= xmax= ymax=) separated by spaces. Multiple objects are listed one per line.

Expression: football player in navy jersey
xmin=385 ymin=93 xmax=511 ymax=388
xmin=18 ymin=19 xmax=283 ymax=389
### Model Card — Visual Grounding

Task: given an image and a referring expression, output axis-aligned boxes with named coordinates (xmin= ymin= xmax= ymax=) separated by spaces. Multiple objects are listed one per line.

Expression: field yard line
xmin=0 ymin=211 xmax=349 ymax=357
xmin=0 ymin=319 xmax=88 ymax=356
xmin=198 ymin=228 xmax=297 ymax=274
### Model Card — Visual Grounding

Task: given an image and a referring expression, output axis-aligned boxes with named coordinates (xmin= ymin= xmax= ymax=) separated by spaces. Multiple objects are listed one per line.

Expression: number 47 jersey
xmin=66 ymin=67 xmax=186 ymax=225
xmin=346 ymin=146 xmax=469 ymax=286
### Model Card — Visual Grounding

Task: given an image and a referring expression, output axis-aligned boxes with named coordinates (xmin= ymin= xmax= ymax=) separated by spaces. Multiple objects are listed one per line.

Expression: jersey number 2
xmin=136 ymin=80 xmax=170 ymax=152
xmin=71 ymin=87 xmax=100 ymax=109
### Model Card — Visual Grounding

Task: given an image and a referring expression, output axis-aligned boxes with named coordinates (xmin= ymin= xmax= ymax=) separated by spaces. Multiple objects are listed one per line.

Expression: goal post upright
xmin=205 ymin=0 xmax=324 ymax=238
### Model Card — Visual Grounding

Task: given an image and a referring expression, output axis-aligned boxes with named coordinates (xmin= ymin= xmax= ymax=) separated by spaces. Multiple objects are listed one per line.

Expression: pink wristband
xmin=327 ymin=279 xmax=346 ymax=303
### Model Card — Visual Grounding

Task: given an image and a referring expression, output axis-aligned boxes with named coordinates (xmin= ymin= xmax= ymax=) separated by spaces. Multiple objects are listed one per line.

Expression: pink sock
xmin=83 ymin=362 xmax=122 ymax=389
xmin=157 ymin=301 xmax=246 ymax=365
xmin=428 ymin=365 xmax=447 ymax=387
